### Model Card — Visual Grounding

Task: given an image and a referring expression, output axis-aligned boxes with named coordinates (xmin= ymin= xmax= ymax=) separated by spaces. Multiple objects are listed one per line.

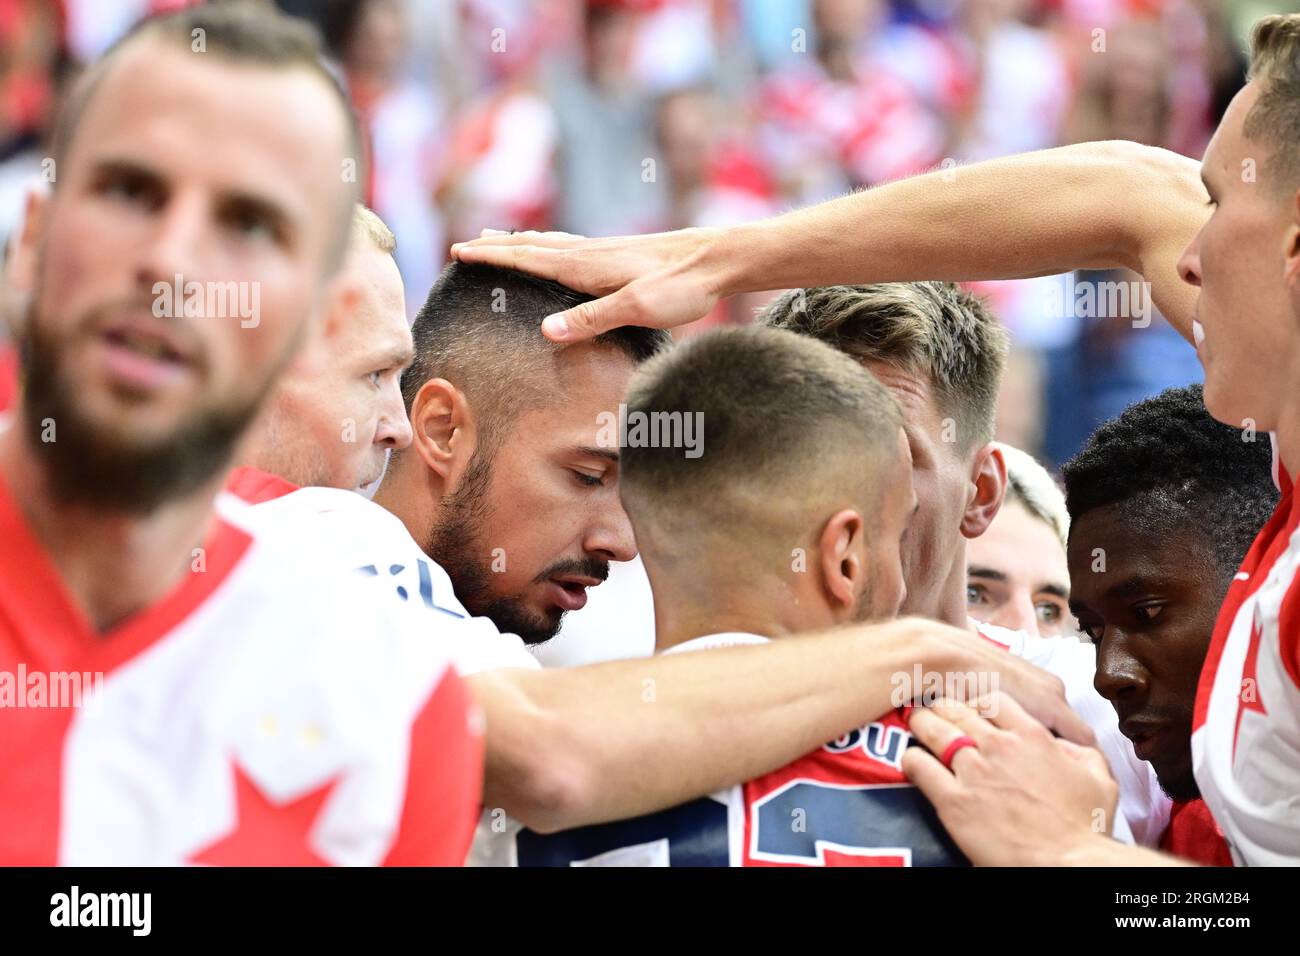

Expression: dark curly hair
xmin=1062 ymin=384 xmax=1278 ymax=580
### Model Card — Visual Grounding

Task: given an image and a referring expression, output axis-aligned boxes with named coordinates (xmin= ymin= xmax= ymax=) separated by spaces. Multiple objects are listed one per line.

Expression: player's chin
xmin=1151 ymin=750 xmax=1198 ymax=803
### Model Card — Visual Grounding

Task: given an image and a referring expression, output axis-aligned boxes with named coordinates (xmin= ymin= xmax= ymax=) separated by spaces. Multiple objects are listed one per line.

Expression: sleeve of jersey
xmin=1010 ymin=632 xmax=1172 ymax=847
xmin=382 ymin=664 xmax=485 ymax=866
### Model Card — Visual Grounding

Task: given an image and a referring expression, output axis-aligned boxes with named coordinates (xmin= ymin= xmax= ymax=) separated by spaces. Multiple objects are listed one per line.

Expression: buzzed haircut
xmin=1245 ymin=14 xmax=1300 ymax=194
xmin=401 ymin=262 xmax=671 ymax=453
xmin=1062 ymin=384 xmax=1278 ymax=582
xmin=50 ymin=2 xmax=362 ymax=258
xmin=760 ymin=281 xmax=1009 ymax=452
xmin=620 ymin=325 xmax=903 ymax=575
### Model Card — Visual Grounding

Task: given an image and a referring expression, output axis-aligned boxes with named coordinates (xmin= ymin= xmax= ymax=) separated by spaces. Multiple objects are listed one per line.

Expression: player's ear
xmin=7 ymin=187 xmax=46 ymax=299
xmin=818 ymin=508 xmax=865 ymax=614
xmin=960 ymin=442 xmax=1006 ymax=540
xmin=1283 ymin=190 xmax=1300 ymax=289
xmin=409 ymin=377 xmax=478 ymax=488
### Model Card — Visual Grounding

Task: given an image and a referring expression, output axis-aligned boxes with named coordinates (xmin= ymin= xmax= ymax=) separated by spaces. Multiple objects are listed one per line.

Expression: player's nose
xmin=375 ymin=386 xmax=413 ymax=451
xmin=995 ymin=593 xmax=1041 ymax=638
xmin=1093 ymin=632 xmax=1149 ymax=703
xmin=585 ymin=501 xmax=637 ymax=564
xmin=134 ymin=191 xmax=208 ymax=296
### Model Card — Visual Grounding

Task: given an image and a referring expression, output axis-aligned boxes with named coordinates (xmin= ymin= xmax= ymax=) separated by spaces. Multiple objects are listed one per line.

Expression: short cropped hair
xmin=1245 ymin=14 xmax=1300 ymax=193
xmin=401 ymin=262 xmax=671 ymax=454
xmin=760 ymin=281 xmax=1008 ymax=452
xmin=620 ymin=325 xmax=904 ymax=572
xmin=1062 ymin=385 xmax=1278 ymax=581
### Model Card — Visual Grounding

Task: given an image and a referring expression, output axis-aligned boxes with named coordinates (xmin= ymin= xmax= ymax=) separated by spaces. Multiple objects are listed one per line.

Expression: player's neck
xmin=654 ymin=610 xmax=784 ymax=652
xmin=916 ymin=541 xmax=972 ymax=630
xmin=652 ymin=583 xmax=816 ymax=652
xmin=372 ymin=453 xmax=436 ymax=548
xmin=0 ymin=424 xmax=228 ymax=634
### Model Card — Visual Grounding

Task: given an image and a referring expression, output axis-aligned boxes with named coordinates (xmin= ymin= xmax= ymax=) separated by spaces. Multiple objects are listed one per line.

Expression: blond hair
xmin=351 ymin=204 xmax=396 ymax=255
xmin=1245 ymin=14 xmax=1300 ymax=192
xmin=998 ymin=443 xmax=1069 ymax=549
xmin=760 ymin=282 xmax=1008 ymax=452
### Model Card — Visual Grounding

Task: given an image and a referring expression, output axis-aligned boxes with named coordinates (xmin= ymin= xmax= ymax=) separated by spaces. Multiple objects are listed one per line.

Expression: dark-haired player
xmin=238 ymin=261 xmax=1095 ymax=866
xmin=517 ymin=326 xmax=973 ymax=866
xmin=452 ymin=12 xmax=1300 ymax=867
xmin=1063 ymin=385 xmax=1277 ymax=864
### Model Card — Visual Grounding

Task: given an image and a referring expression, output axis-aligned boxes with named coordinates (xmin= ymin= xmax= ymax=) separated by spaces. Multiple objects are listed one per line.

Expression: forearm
xmin=475 ymin=618 xmax=964 ymax=832
xmin=710 ymin=140 xmax=1207 ymax=339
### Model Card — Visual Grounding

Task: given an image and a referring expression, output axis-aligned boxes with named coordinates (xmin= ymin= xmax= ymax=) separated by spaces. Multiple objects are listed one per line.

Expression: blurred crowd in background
xmin=1 ymin=0 xmax=1294 ymax=466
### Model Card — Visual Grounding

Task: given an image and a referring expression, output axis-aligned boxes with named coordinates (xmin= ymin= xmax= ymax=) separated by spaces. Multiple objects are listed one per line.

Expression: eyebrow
xmin=574 ymin=446 xmax=620 ymax=464
xmin=92 ymin=156 xmax=299 ymax=237
xmin=369 ymin=344 xmax=415 ymax=371
xmin=969 ymin=566 xmax=1069 ymax=599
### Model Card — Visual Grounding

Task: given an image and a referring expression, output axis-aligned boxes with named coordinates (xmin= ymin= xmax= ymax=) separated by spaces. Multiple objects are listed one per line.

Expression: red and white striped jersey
xmin=0 ymin=473 xmax=483 ymax=866
xmin=1192 ymin=446 xmax=1300 ymax=866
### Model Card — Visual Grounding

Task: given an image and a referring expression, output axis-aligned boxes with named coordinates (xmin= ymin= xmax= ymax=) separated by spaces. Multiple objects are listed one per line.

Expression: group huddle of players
xmin=0 ymin=2 xmax=1297 ymax=867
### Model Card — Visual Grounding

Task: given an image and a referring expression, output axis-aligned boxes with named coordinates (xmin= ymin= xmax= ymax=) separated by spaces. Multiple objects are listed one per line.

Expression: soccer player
xmin=0 ymin=4 xmax=481 ymax=865
xmin=967 ymin=443 xmax=1072 ymax=638
xmin=452 ymin=10 xmax=1300 ymax=868
xmin=760 ymin=281 xmax=1168 ymax=844
xmin=517 ymin=325 xmax=971 ymax=866
xmin=239 ymin=204 xmax=413 ymax=494
xmin=1063 ymin=385 xmax=1277 ymax=865
xmin=237 ymin=260 xmax=1098 ymax=865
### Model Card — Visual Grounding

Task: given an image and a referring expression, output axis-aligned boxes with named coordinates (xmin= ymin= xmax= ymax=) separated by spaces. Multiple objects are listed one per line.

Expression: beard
xmin=20 ymin=301 xmax=288 ymax=515
xmin=423 ymin=451 xmax=609 ymax=645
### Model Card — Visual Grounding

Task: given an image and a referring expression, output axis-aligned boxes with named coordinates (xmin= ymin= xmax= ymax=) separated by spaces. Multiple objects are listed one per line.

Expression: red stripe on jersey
xmin=225 ymin=466 xmax=301 ymax=505
xmin=1159 ymin=798 xmax=1232 ymax=866
xmin=381 ymin=666 xmax=483 ymax=866
xmin=1195 ymin=481 xmax=1300 ymax=730
xmin=0 ymin=343 xmax=17 ymax=414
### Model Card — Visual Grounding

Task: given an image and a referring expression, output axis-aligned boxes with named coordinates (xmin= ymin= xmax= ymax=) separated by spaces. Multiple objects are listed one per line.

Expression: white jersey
xmin=1191 ymin=447 xmax=1300 ymax=865
xmin=230 ymin=469 xmax=541 ymax=677
xmin=0 ymin=479 xmax=482 ymax=866
xmin=973 ymin=621 xmax=1169 ymax=846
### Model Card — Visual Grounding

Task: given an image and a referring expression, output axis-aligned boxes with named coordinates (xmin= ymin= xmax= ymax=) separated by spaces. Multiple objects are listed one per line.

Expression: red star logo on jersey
xmin=189 ymin=764 xmax=340 ymax=867
xmin=1233 ymin=612 xmax=1269 ymax=758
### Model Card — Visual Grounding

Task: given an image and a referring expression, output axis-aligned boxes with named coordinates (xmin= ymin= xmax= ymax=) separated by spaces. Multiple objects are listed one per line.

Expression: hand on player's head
xmin=450 ymin=228 xmax=724 ymax=344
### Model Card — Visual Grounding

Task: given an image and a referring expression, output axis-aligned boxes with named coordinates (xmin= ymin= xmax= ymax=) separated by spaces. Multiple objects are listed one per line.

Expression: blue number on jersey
xmin=753 ymin=781 xmax=968 ymax=866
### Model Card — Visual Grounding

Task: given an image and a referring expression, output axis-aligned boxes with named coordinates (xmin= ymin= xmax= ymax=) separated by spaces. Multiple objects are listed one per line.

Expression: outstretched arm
xmin=452 ymin=140 xmax=1208 ymax=344
xmin=468 ymin=618 xmax=1094 ymax=832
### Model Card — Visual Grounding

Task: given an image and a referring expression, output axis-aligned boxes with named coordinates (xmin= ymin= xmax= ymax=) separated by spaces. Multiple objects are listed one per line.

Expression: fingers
xmin=451 ymin=229 xmax=589 ymax=257
xmin=900 ymin=745 xmax=961 ymax=804
xmin=450 ymin=242 xmax=570 ymax=282
xmin=542 ymin=285 xmax=655 ymax=343
xmin=906 ymin=701 xmax=991 ymax=763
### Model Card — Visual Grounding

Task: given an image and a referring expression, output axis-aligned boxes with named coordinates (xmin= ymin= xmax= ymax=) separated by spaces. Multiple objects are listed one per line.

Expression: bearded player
xmin=453 ymin=14 xmax=1300 ymax=865
xmin=0 ymin=4 xmax=481 ymax=865
xmin=517 ymin=326 xmax=971 ymax=866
